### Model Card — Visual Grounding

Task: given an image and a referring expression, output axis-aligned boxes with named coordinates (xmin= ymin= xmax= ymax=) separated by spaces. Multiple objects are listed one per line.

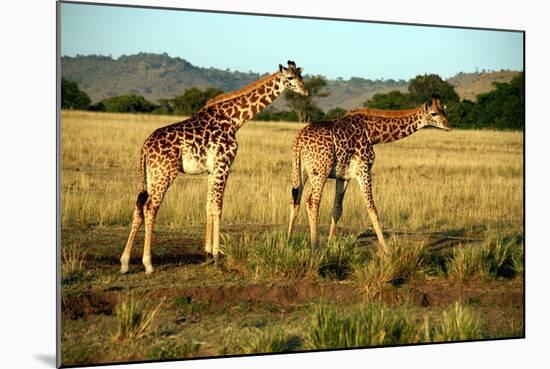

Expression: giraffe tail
xmin=291 ymin=135 xmax=302 ymax=205
xmin=136 ymin=151 xmax=149 ymax=213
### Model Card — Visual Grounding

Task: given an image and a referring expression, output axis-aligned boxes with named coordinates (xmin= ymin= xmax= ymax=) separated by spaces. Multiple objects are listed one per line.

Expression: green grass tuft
xmin=113 ymin=293 xmax=166 ymax=342
xmin=241 ymin=328 xmax=297 ymax=354
xmin=352 ymin=238 xmax=426 ymax=297
xmin=306 ymin=301 xmax=485 ymax=349
xmin=431 ymin=302 xmax=484 ymax=341
xmin=222 ymin=231 xmax=364 ymax=281
xmin=306 ymin=302 xmax=420 ymax=349
xmin=447 ymin=238 xmax=523 ymax=281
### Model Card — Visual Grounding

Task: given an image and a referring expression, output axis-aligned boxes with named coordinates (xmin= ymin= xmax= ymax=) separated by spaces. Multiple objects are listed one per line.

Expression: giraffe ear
xmin=279 ymin=64 xmax=285 ymax=73
xmin=297 ymin=67 xmax=303 ymax=74
xmin=423 ymin=102 xmax=429 ymax=111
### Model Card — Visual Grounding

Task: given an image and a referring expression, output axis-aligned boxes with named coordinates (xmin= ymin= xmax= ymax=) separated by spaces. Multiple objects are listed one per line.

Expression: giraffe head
xmin=421 ymin=94 xmax=452 ymax=131
xmin=278 ymin=60 xmax=308 ymax=96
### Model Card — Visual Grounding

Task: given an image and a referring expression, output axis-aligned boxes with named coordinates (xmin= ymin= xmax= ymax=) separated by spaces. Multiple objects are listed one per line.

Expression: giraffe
xmin=120 ymin=61 xmax=308 ymax=274
xmin=287 ymin=95 xmax=451 ymax=251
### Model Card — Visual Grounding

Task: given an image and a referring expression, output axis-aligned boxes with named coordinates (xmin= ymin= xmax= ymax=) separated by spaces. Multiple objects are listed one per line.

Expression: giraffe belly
xmin=181 ymin=156 xmax=206 ymax=175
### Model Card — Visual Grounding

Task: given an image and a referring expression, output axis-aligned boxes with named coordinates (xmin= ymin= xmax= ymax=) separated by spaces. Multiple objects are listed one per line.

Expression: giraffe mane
xmin=204 ymin=72 xmax=279 ymax=107
xmin=345 ymin=107 xmax=422 ymax=117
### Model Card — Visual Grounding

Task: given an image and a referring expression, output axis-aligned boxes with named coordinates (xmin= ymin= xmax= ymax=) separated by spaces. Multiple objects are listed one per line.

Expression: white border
xmin=2 ymin=0 xmax=547 ymax=368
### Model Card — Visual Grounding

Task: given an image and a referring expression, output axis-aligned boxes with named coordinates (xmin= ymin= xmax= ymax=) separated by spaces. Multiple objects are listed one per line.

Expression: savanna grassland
xmin=60 ymin=111 xmax=524 ymax=366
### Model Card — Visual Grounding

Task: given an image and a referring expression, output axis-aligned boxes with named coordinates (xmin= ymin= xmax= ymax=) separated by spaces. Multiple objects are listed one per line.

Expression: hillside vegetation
xmin=61 ymin=53 xmax=520 ymax=111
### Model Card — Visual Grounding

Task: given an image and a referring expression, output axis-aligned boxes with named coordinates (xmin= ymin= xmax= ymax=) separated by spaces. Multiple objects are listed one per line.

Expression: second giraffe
xmin=287 ymin=95 xmax=451 ymax=251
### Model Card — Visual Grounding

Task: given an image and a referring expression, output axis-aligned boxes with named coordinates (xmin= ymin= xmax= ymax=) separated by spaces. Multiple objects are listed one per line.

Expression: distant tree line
xmin=366 ymin=73 xmax=524 ymax=130
xmin=61 ymin=72 xmax=524 ymax=130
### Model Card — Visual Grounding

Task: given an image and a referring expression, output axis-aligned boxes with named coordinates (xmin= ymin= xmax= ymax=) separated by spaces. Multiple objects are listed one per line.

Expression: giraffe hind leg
xmin=305 ymin=173 xmax=328 ymax=247
xmin=287 ymin=171 xmax=308 ymax=241
xmin=141 ymin=169 xmax=178 ymax=274
xmin=120 ymin=191 xmax=148 ymax=273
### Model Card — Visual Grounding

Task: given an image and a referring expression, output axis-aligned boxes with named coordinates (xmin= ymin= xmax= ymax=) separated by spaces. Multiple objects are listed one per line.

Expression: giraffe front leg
xmin=142 ymin=203 xmax=157 ymax=275
xmin=357 ymin=168 xmax=388 ymax=253
xmin=328 ymin=179 xmax=349 ymax=241
xmin=204 ymin=210 xmax=213 ymax=256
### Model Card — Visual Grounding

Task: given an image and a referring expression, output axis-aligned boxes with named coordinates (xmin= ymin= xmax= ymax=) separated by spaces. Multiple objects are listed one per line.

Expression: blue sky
xmin=61 ymin=2 xmax=524 ymax=80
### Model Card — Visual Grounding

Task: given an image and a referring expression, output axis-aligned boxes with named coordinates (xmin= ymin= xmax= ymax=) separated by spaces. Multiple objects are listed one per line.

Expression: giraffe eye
xmin=288 ymin=77 xmax=294 ymax=80
xmin=431 ymin=112 xmax=438 ymax=116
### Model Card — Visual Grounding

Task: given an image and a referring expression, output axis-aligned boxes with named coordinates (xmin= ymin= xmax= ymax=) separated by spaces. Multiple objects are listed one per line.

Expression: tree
xmin=154 ymin=98 xmax=174 ymax=115
xmin=408 ymin=74 xmax=460 ymax=104
xmin=204 ymin=87 xmax=224 ymax=102
xmin=61 ymin=79 xmax=91 ymax=110
xmin=171 ymin=87 xmax=224 ymax=116
xmin=284 ymin=76 xmax=329 ymax=123
xmin=325 ymin=107 xmax=347 ymax=120
xmin=365 ymin=90 xmax=415 ymax=109
xmin=171 ymin=88 xmax=206 ymax=115
xmin=255 ymin=107 xmax=299 ymax=122
xmin=443 ymin=73 xmax=524 ymax=130
xmin=473 ymin=72 xmax=524 ymax=130
xmin=97 ymin=94 xmax=158 ymax=113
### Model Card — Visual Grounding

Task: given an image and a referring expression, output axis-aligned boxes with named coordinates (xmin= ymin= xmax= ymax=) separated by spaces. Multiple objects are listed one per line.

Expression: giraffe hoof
xmin=144 ymin=265 xmax=155 ymax=274
xmin=119 ymin=265 xmax=129 ymax=274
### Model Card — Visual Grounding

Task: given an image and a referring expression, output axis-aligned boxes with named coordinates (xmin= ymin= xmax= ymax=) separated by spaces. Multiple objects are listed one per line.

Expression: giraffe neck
xmin=361 ymin=109 xmax=424 ymax=144
xmin=203 ymin=73 xmax=284 ymax=129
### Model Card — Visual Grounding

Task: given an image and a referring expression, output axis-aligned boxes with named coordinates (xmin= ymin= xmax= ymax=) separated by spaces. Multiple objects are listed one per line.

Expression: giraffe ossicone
xmin=287 ymin=95 xmax=451 ymax=250
xmin=120 ymin=60 xmax=308 ymax=274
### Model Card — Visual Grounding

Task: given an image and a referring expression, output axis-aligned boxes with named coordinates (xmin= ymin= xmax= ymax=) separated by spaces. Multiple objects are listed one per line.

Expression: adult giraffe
xmin=287 ymin=95 xmax=451 ymax=251
xmin=121 ymin=61 xmax=308 ymax=274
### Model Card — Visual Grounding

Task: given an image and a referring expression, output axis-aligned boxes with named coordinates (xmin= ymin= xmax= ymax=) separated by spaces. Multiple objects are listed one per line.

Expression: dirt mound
xmin=62 ymin=277 xmax=523 ymax=321
xmin=62 ymin=292 xmax=118 ymax=319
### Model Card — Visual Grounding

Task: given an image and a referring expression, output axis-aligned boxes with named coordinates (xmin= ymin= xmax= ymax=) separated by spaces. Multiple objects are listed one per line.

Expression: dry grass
xmin=59 ymin=111 xmax=523 ymax=365
xmin=61 ymin=110 xmax=523 ymax=240
xmin=61 ymin=243 xmax=87 ymax=276
xmin=113 ymin=293 xmax=166 ymax=342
